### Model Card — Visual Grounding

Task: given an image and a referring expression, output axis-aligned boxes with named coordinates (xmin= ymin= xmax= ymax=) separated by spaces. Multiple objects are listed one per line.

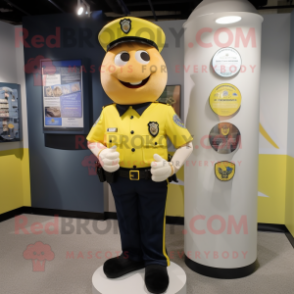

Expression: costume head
xmin=98 ymin=17 xmax=168 ymax=105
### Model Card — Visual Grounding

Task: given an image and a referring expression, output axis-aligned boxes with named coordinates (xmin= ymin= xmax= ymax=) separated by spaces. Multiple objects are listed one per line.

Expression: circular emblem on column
xmin=209 ymin=83 xmax=242 ymax=117
xmin=209 ymin=122 xmax=241 ymax=154
xmin=215 ymin=161 xmax=235 ymax=181
xmin=212 ymin=47 xmax=242 ymax=78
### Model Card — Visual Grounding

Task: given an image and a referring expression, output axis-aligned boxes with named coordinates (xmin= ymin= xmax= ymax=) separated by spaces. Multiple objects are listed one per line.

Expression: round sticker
xmin=209 ymin=122 xmax=241 ymax=154
xmin=215 ymin=161 xmax=235 ymax=181
xmin=209 ymin=83 xmax=242 ymax=117
xmin=212 ymin=47 xmax=242 ymax=78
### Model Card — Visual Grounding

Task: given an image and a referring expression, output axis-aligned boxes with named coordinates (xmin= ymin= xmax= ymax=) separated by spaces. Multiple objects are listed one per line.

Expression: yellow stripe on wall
xmin=258 ymin=154 xmax=286 ymax=224
xmin=0 ymin=148 xmax=31 ymax=215
xmin=259 ymin=123 xmax=279 ymax=149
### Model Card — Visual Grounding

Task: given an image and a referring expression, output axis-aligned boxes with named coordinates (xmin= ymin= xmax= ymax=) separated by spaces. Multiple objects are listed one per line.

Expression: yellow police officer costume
xmin=87 ymin=102 xmax=192 ymax=168
xmin=87 ymin=16 xmax=193 ymax=294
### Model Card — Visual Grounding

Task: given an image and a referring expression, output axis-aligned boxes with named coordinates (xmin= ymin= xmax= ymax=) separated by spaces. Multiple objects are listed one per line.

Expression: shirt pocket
xmin=142 ymin=142 xmax=168 ymax=165
xmin=105 ymin=133 xmax=124 ymax=162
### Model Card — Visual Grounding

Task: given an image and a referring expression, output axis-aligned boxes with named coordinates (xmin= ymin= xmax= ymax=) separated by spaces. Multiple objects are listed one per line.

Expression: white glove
xmin=99 ymin=145 xmax=120 ymax=173
xmin=151 ymin=154 xmax=172 ymax=182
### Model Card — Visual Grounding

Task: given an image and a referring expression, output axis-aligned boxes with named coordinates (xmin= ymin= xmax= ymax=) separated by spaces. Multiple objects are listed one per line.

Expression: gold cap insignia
xmin=120 ymin=18 xmax=131 ymax=34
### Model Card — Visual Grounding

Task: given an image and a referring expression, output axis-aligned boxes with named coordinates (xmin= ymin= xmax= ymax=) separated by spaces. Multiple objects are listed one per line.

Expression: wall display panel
xmin=41 ymin=59 xmax=91 ymax=135
xmin=0 ymin=83 xmax=21 ymax=143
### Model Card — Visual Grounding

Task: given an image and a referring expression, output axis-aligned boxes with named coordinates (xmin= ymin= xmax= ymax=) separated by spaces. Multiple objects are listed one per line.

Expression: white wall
xmin=287 ymin=12 xmax=294 ymax=158
xmin=259 ymin=14 xmax=290 ymax=155
xmin=0 ymin=22 xmax=28 ymax=151
xmin=0 ymin=21 xmax=17 ymax=83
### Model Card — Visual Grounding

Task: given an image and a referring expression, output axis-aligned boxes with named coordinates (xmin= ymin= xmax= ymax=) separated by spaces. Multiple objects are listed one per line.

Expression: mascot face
xmin=101 ymin=42 xmax=168 ymax=105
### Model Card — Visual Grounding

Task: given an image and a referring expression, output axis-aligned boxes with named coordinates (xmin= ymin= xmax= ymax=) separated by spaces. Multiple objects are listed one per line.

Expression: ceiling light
xmin=77 ymin=5 xmax=84 ymax=15
xmin=77 ymin=0 xmax=90 ymax=16
xmin=215 ymin=16 xmax=242 ymax=24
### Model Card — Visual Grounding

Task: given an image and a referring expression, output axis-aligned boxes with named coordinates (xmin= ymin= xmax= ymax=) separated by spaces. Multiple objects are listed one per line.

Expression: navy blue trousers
xmin=110 ymin=176 xmax=170 ymax=267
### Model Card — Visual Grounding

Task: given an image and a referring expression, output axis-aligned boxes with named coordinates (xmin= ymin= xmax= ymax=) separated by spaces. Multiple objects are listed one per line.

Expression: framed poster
xmin=41 ymin=59 xmax=91 ymax=134
xmin=157 ymin=85 xmax=181 ymax=117
xmin=0 ymin=83 xmax=21 ymax=143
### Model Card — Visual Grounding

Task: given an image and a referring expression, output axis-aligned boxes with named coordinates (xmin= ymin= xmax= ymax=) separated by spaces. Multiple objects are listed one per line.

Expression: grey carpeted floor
xmin=0 ymin=214 xmax=293 ymax=294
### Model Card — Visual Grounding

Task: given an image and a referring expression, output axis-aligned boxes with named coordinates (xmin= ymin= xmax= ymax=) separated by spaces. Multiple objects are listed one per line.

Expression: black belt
xmin=96 ymin=163 xmax=178 ymax=183
xmin=118 ymin=168 xmax=152 ymax=180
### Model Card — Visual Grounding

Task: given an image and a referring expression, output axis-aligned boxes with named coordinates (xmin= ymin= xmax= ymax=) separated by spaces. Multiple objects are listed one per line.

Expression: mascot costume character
xmin=87 ymin=17 xmax=193 ymax=294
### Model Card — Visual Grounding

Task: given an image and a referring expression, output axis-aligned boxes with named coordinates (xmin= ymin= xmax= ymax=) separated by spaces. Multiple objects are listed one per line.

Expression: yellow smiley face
xmin=101 ymin=42 xmax=168 ymax=105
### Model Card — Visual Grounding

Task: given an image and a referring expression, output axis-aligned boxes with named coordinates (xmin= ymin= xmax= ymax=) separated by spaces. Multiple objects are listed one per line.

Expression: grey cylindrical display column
xmin=184 ymin=0 xmax=263 ymax=278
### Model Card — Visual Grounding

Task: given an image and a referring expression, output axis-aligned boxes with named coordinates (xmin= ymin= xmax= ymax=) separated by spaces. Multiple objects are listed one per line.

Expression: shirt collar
xmin=115 ymin=102 xmax=152 ymax=117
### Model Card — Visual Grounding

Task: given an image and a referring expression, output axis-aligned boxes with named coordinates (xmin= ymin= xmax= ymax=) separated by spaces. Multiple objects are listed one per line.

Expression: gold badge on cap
xmin=120 ymin=18 xmax=131 ymax=34
xmin=148 ymin=121 xmax=159 ymax=137
xmin=215 ymin=161 xmax=235 ymax=181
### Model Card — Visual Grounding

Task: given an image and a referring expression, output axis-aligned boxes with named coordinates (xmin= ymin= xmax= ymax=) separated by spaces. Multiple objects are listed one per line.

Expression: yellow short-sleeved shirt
xmin=87 ymin=102 xmax=193 ymax=168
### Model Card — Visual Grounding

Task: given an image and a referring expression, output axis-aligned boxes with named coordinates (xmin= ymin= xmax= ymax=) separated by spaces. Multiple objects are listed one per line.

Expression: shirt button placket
xmin=130 ymin=114 xmax=135 ymax=166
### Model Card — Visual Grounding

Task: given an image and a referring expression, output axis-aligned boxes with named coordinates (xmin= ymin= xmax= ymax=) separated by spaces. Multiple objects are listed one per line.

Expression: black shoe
xmin=103 ymin=254 xmax=145 ymax=278
xmin=145 ymin=264 xmax=169 ymax=294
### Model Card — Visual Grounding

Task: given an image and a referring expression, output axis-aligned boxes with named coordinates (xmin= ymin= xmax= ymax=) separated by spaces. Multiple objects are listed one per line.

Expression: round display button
xmin=212 ymin=47 xmax=242 ymax=78
xmin=209 ymin=122 xmax=241 ymax=154
xmin=209 ymin=83 xmax=242 ymax=117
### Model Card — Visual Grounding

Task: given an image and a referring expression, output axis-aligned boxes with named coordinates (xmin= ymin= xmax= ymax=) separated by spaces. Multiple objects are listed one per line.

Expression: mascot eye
xmin=135 ymin=50 xmax=150 ymax=64
xmin=114 ymin=51 xmax=130 ymax=66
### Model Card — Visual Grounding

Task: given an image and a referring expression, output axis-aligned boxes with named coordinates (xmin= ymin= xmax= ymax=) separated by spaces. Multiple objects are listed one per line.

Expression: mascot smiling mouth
xmin=119 ymin=75 xmax=151 ymax=89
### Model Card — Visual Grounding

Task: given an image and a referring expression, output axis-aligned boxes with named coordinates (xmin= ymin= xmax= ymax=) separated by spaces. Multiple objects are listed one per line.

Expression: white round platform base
xmin=92 ymin=262 xmax=187 ymax=294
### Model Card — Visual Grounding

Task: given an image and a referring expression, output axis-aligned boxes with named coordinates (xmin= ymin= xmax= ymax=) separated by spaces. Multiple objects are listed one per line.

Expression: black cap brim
xmin=107 ymin=36 xmax=159 ymax=51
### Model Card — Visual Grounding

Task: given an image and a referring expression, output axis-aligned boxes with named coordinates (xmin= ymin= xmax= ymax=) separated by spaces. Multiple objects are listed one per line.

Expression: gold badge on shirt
xmin=148 ymin=121 xmax=159 ymax=137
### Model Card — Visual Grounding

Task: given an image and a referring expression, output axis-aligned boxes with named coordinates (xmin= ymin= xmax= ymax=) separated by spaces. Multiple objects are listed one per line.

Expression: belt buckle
xmin=129 ymin=170 xmax=140 ymax=181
